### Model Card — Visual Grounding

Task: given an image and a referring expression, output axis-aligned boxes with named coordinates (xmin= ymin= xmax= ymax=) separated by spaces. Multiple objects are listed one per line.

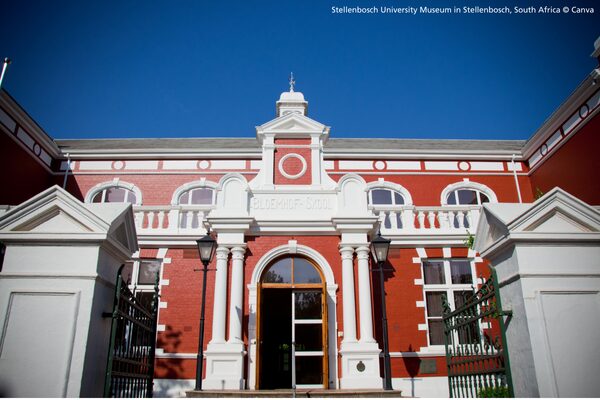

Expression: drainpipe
xmin=62 ymin=153 xmax=71 ymax=189
xmin=511 ymin=154 xmax=523 ymax=203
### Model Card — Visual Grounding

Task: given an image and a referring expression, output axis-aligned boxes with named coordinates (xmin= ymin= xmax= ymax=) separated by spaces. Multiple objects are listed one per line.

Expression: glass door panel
xmin=292 ymin=290 xmax=325 ymax=388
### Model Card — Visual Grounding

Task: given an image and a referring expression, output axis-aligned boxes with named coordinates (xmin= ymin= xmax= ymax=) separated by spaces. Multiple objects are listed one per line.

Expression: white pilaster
xmin=203 ymin=245 xmax=246 ymax=390
xmin=228 ymin=246 xmax=246 ymax=343
xmin=210 ymin=246 xmax=229 ymax=343
xmin=339 ymin=245 xmax=382 ymax=389
xmin=340 ymin=246 xmax=357 ymax=343
xmin=356 ymin=246 xmax=375 ymax=343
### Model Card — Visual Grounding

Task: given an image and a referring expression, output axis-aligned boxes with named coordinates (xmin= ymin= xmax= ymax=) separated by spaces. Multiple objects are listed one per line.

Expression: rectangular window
xmin=422 ymin=259 xmax=477 ymax=346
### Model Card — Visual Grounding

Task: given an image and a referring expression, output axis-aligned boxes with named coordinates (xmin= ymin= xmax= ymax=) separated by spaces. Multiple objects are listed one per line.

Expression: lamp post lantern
xmin=194 ymin=231 xmax=217 ymax=391
xmin=371 ymin=231 xmax=393 ymax=390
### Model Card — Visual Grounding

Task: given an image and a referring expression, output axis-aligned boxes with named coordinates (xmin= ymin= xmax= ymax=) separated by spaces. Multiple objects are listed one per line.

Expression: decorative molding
xmin=84 ymin=180 xmax=143 ymax=205
xmin=278 ymin=153 xmax=307 ymax=180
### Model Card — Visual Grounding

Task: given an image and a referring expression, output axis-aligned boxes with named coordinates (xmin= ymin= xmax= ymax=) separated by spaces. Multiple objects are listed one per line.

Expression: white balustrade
xmin=373 ymin=206 xmax=481 ymax=234
xmin=133 ymin=205 xmax=212 ymax=235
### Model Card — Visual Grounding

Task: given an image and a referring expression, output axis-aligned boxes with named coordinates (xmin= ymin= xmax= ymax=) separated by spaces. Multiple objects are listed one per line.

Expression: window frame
xmin=446 ymin=188 xmax=490 ymax=206
xmin=85 ymin=180 xmax=142 ymax=205
xmin=121 ymin=258 xmax=162 ymax=312
xmin=440 ymin=181 xmax=497 ymax=206
xmin=368 ymin=188 xmax=406 ymax=206
xmin=171 ymin=179 xmax=219 ymax=206
xmin=177 ymin=187 xmax=216 ymax=206
xmin=421 ymin=258 xmax=478 ymax=349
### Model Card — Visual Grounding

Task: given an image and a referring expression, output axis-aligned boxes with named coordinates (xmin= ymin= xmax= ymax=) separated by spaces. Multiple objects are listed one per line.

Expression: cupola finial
xmin=289 ymin=72 xmax=295 ymax=92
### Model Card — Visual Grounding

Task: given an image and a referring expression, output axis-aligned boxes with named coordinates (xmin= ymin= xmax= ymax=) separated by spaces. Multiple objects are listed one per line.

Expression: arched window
xmin=178 ymin=187 xmax=215 ymax=205
xmin=440 ymin=181 xmax=497 ymax=206
xmin=171 ymin=180 xmax=218 ymax=206
xmin=368 ymin=188 xmax=405 ymax=206
xmin=261 ymin=256 xmax=323 ymax=285
xmin=85 ymin=180 xmax=142 ymax=205
xmin=91 ymin=187 xmax=137 ymax=203
xmin=366 ymin=182 xmax=412 ymax=230
xmin=446 ymin=189 xmax=489 ymax=205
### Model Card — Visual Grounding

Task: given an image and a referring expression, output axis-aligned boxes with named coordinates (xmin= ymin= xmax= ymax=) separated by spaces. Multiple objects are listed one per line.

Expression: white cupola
xmin=276 ymin=73 xmax=308 ymax=117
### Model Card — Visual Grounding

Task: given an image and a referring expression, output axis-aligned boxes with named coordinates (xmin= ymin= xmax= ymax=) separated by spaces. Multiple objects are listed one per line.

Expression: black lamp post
xmin=194 ymin=231 xmax=217 ymax=391
xmin=371 ymin=231 xmax=393 ymax=390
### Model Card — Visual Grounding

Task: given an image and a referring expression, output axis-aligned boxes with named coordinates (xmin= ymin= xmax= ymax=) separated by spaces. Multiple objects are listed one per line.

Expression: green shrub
xmin=477 ymin=386 xmax=510 ymax=398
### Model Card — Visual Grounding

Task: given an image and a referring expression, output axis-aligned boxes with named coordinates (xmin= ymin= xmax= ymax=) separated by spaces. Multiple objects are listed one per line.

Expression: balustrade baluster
xmin=389 ymin=210 xmax=398 ymax=229
xmin=157 ymin=211 xmax=165 ymax=229
xmin=427 ymin=210 xmax=436 ymax=229
xmin=147 ymin=211 xmax=155 ymax=230
xmin=456 ymin=211 xmax=465 ymax=229
xmin=417 ymin=211 xmax=425 ymax=229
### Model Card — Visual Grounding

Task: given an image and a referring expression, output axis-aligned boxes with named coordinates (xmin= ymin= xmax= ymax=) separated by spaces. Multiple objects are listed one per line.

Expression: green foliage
xmin=477 ymin=386 xmax=510 ymax=398
xmin=464 ymin=231 xmax=475 ymax=250
xmin=534 ymin=187 xmax=545 ymax=200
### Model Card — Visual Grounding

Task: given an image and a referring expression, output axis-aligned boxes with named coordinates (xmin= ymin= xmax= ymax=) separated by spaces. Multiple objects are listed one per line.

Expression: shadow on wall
xmin=155 ymin=325 xmax=185 ymax=379
xmin=402 ymin=345 xmax=423 ymax=397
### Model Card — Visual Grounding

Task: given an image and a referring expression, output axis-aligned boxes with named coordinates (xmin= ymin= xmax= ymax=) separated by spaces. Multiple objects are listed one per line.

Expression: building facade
xmin=0 ymin=40 xmax=599 ymax=397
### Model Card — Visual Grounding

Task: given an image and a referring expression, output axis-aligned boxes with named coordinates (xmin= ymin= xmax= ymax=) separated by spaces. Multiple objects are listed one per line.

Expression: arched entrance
xmin=257 ymin=255 xmax=328 ymax=389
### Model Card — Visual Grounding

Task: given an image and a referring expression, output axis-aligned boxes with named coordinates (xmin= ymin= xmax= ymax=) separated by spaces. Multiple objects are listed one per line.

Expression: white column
xmin=340 ymin=246 xmax=357 ymax=343
xmin=211 ymin=246 xmax=229 ymax=343
xmin=228 ymin=246 xmax=245 ymax=344
xmin=356 ymin=246 xmax=375 ymax=343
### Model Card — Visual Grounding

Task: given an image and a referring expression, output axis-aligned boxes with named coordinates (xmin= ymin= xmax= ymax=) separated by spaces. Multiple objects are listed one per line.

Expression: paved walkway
xmin=186 ymin=389 xmax=404 ymax=398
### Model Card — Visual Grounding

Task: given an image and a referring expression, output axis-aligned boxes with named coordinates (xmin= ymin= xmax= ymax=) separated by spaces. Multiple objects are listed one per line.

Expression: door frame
xmin=247 ymin=244 xmax=338 ymax=390
xmin=257 ymin=270 xmax=328 ymax=389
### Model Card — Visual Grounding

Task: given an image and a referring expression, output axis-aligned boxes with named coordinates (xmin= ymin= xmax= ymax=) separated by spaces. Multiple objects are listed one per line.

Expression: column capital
xmin=231 ymin=246 xmax=246 ymax=260
xmin=339 ymin=246 xmax=354 ymax=259
xmin=356 ymin=246 xmax=370 ymax=259
xmin=216 ymin=246 xmax=230 ymax=259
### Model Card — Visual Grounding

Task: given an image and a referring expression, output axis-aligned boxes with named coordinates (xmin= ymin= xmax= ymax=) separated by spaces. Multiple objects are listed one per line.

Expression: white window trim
xmin=366 ymin=180 xmax=413 ymax=205
xmin=171 ymin=179 xmax=218 ymax=206
xmin=85 ymin=179 xmax=143 ymax=205
xmin=440 ymin=181 xmax=498 ymax=205
xmin=421 ymin=258 xmax=477 ymax=351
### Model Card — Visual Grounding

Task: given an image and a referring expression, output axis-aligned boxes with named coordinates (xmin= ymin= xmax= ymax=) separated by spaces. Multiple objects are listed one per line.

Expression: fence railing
xmin=442 ymin=271 xmax=513 ymax=398
xmin=104 ymin=266 xmax=160 ymax=398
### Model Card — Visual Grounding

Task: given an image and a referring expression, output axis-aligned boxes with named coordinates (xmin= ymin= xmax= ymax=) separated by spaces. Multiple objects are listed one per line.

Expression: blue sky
xmin=1 ymin=0 xmax=598 ymax=140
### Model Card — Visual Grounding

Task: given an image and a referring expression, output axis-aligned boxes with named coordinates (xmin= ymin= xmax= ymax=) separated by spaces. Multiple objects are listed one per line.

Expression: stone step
xmin=186 ymin=389 xmax=403 ymax=398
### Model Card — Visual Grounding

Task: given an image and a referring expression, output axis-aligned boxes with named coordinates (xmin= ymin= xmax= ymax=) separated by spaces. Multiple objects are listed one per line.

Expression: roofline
xmin=522 ymin=67 xmax=600 ymax=159
xmin=0 ymin=89 xmax=62 ymax=158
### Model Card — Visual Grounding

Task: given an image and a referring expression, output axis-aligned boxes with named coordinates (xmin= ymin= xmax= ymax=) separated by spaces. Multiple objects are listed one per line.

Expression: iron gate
xmin=442 ymin=269 xmax=513 ymax=397
xmin=104 ymin=265 xmax=160 ymax=398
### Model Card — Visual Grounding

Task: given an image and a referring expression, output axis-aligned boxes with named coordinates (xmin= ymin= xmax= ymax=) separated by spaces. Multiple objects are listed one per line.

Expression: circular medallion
xmin=112 ymin=160 xmax=125 ymax=170
xmin=356 ymin=361 xmax=366 ymax=372
xmin=374 ymin=160 xmax=386 ymax=170
xmin=458 ymin=161 xmax=471 ymax=171
xmin=33 ymin=143 xmax=41 ymax=156
xmin=540 ymin=143 xmax=549 ymax=157
xmin=197 ymin=160 xmax=210 ymax=170
xmin=278 ymin=153 xmax=307 ymax=180
xmin=579 ymin=104 xmax=590 ymax=119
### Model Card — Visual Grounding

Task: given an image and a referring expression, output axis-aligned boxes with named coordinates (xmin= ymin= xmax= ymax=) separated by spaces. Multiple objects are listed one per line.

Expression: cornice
xmin=522 ymin=71 xmax=600 ymax=159
xmin=0 ymin=90 xmax=61 ymax=158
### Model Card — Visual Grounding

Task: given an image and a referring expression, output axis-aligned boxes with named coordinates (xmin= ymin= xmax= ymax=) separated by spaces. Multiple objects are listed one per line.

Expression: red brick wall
xmin=273 ymin=139 xmax=312 ymax=185
xmin=155 ymin=240 xmax=489 ymax=381
xmin=529 ymin=114 xmax=600 ymax=205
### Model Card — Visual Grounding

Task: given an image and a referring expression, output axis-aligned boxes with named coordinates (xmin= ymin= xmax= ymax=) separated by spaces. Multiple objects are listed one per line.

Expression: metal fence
xmin=442 ymin=270 xmax=513 ymax=397
xmin=104 ymin=265 xmax=160 ymax=397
